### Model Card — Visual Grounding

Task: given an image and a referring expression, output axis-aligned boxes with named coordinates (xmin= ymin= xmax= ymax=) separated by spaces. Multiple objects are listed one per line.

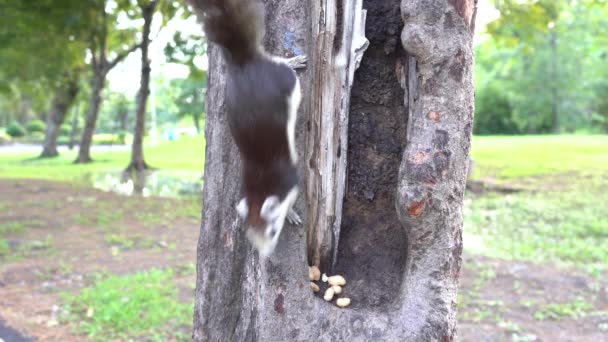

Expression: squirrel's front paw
xmin=286 ymin=208 xmax=302 ymax=225
xmin=283 ymin=55 xmax=307 ymax=69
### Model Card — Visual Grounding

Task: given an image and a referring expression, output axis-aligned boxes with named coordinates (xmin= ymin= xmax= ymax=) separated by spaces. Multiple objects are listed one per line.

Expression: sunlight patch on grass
xmin=0 ymin=135 xmax=205 ymax=182
xmin=471 ymin=135 xmax=608 ymax=179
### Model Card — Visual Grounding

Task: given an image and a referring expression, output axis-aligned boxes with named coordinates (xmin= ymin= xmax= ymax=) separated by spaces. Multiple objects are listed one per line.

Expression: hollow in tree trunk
xmin=40 ymin=76 xmax=80 ymax=158
xmin=191 ymin=0 xmax=476 ymax=340
xmin=125 ymin=0 xmax=158 ymax=173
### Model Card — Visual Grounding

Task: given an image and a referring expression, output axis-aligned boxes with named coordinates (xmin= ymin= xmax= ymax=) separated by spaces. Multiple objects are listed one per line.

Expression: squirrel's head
xmin=236 ymin=194 xmax=291 ymax=256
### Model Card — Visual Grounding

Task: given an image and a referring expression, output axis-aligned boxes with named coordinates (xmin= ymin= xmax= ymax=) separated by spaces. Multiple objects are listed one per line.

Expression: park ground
xmin=0 ymin=135 xmax=607 ymax=341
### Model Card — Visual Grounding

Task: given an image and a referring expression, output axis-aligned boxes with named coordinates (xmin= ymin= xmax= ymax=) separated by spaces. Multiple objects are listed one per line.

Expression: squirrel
xmin=190 ymin=0 xmax=306 ymax=256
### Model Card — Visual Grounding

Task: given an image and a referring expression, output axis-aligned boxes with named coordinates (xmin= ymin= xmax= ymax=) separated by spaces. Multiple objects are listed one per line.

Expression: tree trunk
xmin=549 ymin=29 xmax=559 ymax=133
xmin=40 ymin=78 xmax=79 ymax=158
xmin=193 ymin=114 xmax=201 ymax=134
xmin=192 ymin=0 xmax=476 ymax=340
xmin=75 ymin=6 xmax=140 ymax=164
xmin=68 ymin=103 xmax=80 ymax=150
xmin=75 ymin=70 xmax=105 ymax=164
xmin=17 ymin=96 xmax=32 ymax=125
xmin=119 ymin=110 xmax=128 ymax=132
xmin=125 ymin=1 xmax=158 ymax=172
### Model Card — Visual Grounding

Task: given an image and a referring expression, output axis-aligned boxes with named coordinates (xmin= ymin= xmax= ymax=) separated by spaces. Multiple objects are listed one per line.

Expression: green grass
xmin=0 ymin=135 xmax=205 ymax=182
xmin=0 ymin=239 xmax=9 ymax=256
xmin=471 ymin=135 xmax=608 ymax=179
xmin=464 ymin=190 xmax=608 ymax=273
xmin=0 ymin=221 xmax=27 ymax=235
xmin=466 ymin=134 xmax=608 ymax=276
xmin=534 ymin=298 xmax=593 ymax=320
xmin=62 ymin=269 xmax=192 ymax=341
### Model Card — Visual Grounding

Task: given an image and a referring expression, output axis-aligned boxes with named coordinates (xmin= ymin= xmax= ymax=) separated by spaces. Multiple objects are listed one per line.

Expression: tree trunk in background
xmin=75 ymin=6 xmax=140 ymax=164
xmin=192 ymin=0 xmax=476 ymax=340
xmin=549 ymin=29 xmax=559 ymax=133
xmin=125 ymin=0 xmax=158 ymax=172
xmin=40 ymin=77 xmax=80 ymax=158
xmin=17 ymin=96 xmax=32 ymax=125
xmin=75 ymin=70 xmax=105 ymax=163
xmin=68 ymin=103 xmax=79 ymax=150
xmin=192 ymin=114 xmax=200 ymax=134
xmin=119 ymin=110 xmax=128 ymax=132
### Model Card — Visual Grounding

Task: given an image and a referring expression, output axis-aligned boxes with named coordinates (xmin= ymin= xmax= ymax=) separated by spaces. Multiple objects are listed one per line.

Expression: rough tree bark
xmin=192 ymin=0 xmax=476 ymax=340
xmin=125 ymin=0 xmax=158 ymax=172
xmin=75 ymin=9 xmax=140 ymax=164
xmin=40 ymin=76 xmax=80 ymax=158
xmin=76 ymin=70 xmax=106 ymax=163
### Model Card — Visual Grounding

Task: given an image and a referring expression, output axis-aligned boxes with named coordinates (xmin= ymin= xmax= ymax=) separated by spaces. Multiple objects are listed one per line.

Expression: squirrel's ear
xmin=260 ymin=195 xmax=280 ymax=219
xmin=236 ymin=197 xmax=248 ymax=219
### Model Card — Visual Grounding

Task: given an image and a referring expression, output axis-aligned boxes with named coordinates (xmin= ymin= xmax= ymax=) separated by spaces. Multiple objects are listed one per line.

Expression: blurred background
xmin=0 ymin=0 xmax=606 ymax=341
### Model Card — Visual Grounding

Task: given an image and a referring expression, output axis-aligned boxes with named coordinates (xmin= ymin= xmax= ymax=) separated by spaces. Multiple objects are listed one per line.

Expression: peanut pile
xmin=309 ymin=265 xmax=351 ymax=308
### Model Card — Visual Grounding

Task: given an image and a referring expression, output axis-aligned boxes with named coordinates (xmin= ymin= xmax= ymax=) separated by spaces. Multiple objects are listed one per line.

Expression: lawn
xmin=458 ymin=135 xmax=608 ymax=340
xmin=0 ymin=135 xmax=206 ymax=182
xmin=0 ymin=179 xmax=199 ymax=341
xmin=471 ymin=135 xmax=608 ymax=179
xmin=466 ymin=134 xmax=608 ymax=276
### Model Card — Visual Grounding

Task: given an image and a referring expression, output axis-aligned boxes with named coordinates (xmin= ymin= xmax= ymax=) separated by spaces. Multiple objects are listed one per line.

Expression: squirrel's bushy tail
xmin=189 ymin=0 xmax=264 ymax=64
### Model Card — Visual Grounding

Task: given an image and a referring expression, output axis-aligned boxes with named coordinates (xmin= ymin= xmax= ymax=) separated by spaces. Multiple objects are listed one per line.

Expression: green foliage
xmin=6 ymin=121 xmax=26 ymax=138
xmin=26 ymin=119 xmax=46 ymax=134
xmin=164 ymin=31 xmax=207 ymax=80
xmin=171 ymin=77 xmax=206 ymax=132
xmin=62 ymin=269 xmax=192 ymax=341
xmin=58 ymin=125 xmax=71 ymax=136
xmin=0 ymin=129 xmax=11 ymax=144
xmin=475 ymin=0 xmax=608 ymax=133
xmin=92 ymin=133 xmax=125 ymax=145
xmin=0 ymin=0 xmax=92 ymax=132
xmin=162 ymin=29 xmax=207 ymax=132
xmin=474 ymin=84 xmax=517 ymax=134
xmin=98 ymin=91 xmax=132 ymax=133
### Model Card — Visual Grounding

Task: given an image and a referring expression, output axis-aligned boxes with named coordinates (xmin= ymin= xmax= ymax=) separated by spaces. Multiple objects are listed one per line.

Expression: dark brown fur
xmin=191 ymin=0 xmax=299 ymax=233
xmin=189 ymin=0 xmax=264 ymax=64
xmin=227 ymin=56 xmax=298 ymax=232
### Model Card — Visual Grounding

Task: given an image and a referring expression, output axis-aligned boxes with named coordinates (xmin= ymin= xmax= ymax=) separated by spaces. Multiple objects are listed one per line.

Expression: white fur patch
xmin=247 ymin=187 xmax=299 ymax=256
xmin=236 ymin=197 xmax=248 ymax=219
xmin=269 ymin=55 xmax=302 ymax=164
xmin=286 ymin=79 xmax=301 ymax=164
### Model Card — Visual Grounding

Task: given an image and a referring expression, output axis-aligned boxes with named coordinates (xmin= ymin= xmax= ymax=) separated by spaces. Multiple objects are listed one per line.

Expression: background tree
xmin=475 ymin=0 xmax=608 ymax=134
xmin=191 ymin=0 xmax=475 ymax=340
xmin=41 ymin=73 xmax=81 ymax=157
xmin=165 ymin=31 xmax=208 ymax=133
xmin=75 ymin=0 xmax=141 ymax=163
xmin=126 ymin=0 xmax=181 ymax=172
xmin=125 ymin=0 xmax=160 ymax=172
xmin=0 ymin=0 xmax=91 ymax=156
xmin=170 ymin=77 xmax=206 ymax=133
